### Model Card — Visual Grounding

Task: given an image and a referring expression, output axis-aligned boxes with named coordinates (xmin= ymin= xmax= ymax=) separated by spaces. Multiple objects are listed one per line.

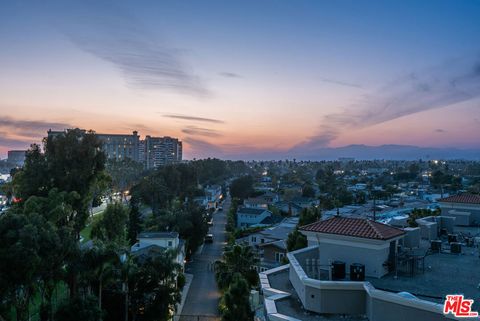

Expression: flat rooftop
xmin=267 ymin=269 xmax=368 ymax=321
xmin=288 ymin=235 xmax=480 ymax=314
xmin=368 ymin=250 xmax=480 ymax=310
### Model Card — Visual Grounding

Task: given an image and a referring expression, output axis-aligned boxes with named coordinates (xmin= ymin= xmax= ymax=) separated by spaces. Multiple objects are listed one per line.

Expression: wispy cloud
xmin=320 ymin=78 xmax=362 ymax=89
xmin=219 ymin=72 xmax=242 ymax=78
xmin=435 ymin=128 xmax=447 ymax=133
xmin=0 ymin=116 xmax=72 ymax=150
xmin=182 ymin=137 xmax=226 ymax=158
xmin=163 ymin=114 xmax=225 ymax=124
xmin=182 ymin=126 xmax=222 ymax=137
xmin=293 ymin=55 xmax=480 ymax=151
xmin=0 ymin=116 xmax=72 ymax=137
xmin=0 ymin=136 xmax=32 ymax=148
xmin=55 ymin=2 xmax=208 ymax=96
xmin=119 ymin=123 xmax=154 ymax=133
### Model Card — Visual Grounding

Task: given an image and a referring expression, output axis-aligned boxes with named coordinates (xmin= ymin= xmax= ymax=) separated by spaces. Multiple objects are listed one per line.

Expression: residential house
xmin=131 ymin=232 xmax=185 ymax=270
xmin=274 ymin=197 xmax=318 ymax=216
xmin=205 ymin=185 xmax=222 ymax=209
xmin=244 ymin=196 xmax=269 ymax=209
xmin=258 ymin=240 xmax=286 ymax=271
xmin=238 ymin=217 xmax=298 ymax=271
xmin=274 ymin=201 xmax=303 ymax=216
xmin=438 ymin=193 xmax=480 ymax=226
xmin=236 ymin=207 xmax=278 ymax=229
xmin=291 ymin=197 xmax=320 ymax=209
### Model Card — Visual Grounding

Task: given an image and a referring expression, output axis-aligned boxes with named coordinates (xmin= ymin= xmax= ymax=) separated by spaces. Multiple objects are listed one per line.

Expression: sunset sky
xmin=1 ymin=0 xmax=479 ymax=159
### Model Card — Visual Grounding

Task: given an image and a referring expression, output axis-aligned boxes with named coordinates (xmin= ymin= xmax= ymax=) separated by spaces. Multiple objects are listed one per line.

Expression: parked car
xmin=204 ymin=234 xmax=214 ymax=243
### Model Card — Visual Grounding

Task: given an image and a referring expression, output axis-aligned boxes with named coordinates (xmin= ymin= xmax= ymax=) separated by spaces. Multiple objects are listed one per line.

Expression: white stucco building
xmin=300 ymin=216 xmax=405 ymax=278
xmin=131 ymin=231 xmax=185 ymax=269
xmin=236 ymin=207 xmax=275 ymax=228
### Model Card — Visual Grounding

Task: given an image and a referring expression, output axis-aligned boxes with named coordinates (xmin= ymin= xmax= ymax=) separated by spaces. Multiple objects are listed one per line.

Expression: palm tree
xmin=128 ymin=250 xmax=182 ymax=321
xmin=83 ymin=244 xmax=119 ymax=310
xmin=120 ymin=254 xmax=138 ymax=321
xmin=215 ymin=244 xmax=258 ymax=290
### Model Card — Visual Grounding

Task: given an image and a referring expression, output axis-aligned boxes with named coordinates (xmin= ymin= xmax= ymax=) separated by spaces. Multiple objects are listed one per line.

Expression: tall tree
xmin=0 ymin=213 xmax=41 ymax=321
xmin=298 ymin=207 xmax=321 ymax=227
xmin=105 ymin=159 xmax=144 ymax=193
xmin=128 ymin=252 xmax=181 ymax=321
xmin=230 ymin=176 xmax=254 ymax=200
xmin=220 ymin=274 xmax=253 ymax=321
xmin=91 ymin=203 xmax=129 ymax=245
xmin=215 ymin=244 xmax=258 ymax=290
xmin=12 ymin=129 xmax=107 ymax=236
xmin=55 ymin=296 xmax=102 ymax=321
xmin=286 ymin=228 xmax=308 ymax=252
xmin=82 ymin=245 xmax=120 ymax=310
xmin=128 ymin=195 xmax=143 ymax=246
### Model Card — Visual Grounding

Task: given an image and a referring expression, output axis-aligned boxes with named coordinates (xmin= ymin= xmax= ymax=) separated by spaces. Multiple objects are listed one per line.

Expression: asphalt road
xmin=179 ymin=196 xmax=229 ymax=320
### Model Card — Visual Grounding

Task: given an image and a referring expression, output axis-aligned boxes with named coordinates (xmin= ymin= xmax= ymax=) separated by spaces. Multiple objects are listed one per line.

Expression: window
xmin=275 ymin=252 xmax=285 ymax=262
xmin=168 ymin=241 xmax=173 ymax=247
xmin=261 ymin=239 xmax=265 ymax=244
xmin=251 ymin=236 xmax=257 ymax=243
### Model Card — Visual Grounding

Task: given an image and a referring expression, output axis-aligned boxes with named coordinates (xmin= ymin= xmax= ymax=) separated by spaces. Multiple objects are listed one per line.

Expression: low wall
xmin=281 ymin=246 xmax=458 ymax=321
xmin=288 ymin=246 xmax=317 ymax=306
xmin=304 ymin=278 xmax=366 ymax=315
xmin=365 ymin=284 xmax=453 ymax=321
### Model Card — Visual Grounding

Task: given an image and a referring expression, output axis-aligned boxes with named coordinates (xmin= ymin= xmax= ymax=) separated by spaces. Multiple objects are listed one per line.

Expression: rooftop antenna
xmin=373 ymin=194 xmax=376 ymax=221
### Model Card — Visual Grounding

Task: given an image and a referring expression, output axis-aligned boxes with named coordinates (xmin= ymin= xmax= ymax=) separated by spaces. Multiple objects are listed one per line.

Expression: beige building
xmin=300 ymin=216 xmax=405 ymax=278
xmin=438 ymin=194 xmax=480 ymax=226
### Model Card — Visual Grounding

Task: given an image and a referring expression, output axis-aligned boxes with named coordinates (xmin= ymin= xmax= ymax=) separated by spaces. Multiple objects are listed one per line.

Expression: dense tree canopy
xmin=128 ymin=252 xmax=182 ymax=321
xmin=1 ymin=130 xmax=187 ymax=321
xmin=298 ymin=207 xmax=321 ymax=227
xmin=91 ymin=203 xmax=129 ymax=245
xmin=220 ymin=274 xmax=253 ymax=321
xmin=106 ymin=158 xmax=144 ymax=192
xmin=215 ymin=244 xmax=258 ymax=290
xmin=229 ymin=175 xmax=254 ymax=200
xmin=11 ymin=129 xmax=107 ymax=235
xmin=55 ymin=296 xmax=102 ymax=321
xmin=287 ymin=228 xmax=308 ymax=252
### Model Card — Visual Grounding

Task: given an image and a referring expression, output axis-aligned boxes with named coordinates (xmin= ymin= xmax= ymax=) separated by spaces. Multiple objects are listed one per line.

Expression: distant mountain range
xmin=227 ymin=144 xmax=480 ymax=161
xmin=300 ymin=144 xmax=480 ymax=161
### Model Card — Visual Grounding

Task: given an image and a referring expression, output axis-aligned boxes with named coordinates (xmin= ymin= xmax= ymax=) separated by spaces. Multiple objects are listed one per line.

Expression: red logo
xmin=443 ymin=295 xmax=478 ymax=318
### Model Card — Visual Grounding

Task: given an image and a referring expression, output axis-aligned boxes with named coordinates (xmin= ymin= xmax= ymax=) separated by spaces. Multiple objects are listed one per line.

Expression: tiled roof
xmin=299 ymin=216 xmax=405 ymax=240
xmin=438 ymin=194 xmax=480 ymax=205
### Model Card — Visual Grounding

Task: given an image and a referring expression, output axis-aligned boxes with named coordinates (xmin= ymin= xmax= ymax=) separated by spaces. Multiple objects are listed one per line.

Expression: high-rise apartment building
xmin=96 ymin=131 xmax=140 ymax=162
xmin=7 ymin=150 xmax=27 ymax=166
xmin=144 ymin=136 xmax=182 ymax=169
xmin=46 ymin=129 xmax=182 ymax=168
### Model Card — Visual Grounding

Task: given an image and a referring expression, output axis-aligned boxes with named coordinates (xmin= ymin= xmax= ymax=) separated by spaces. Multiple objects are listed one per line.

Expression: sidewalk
xmin=174 ymin=273 xmax=194 ymax=321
